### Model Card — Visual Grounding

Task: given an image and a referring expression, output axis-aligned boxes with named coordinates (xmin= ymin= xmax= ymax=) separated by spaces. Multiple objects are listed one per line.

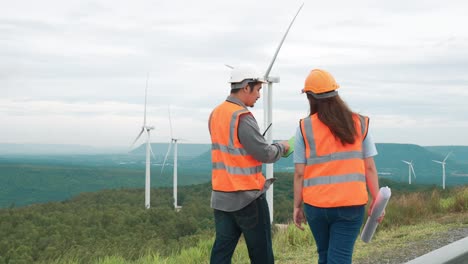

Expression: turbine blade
xmin=401 ymin=160 xmax=410 ymax=165
xmin=432 ymin=160 xmax=443 ymax=164
xmin=411 ymin=165 xmax=416 ymax=179
xmin=264 ymin=3 xmax=304 ymax=79
xmin=149 ymin=143 xmax=157 ymax=160
xmin=225 ymin=64 xmax=234 ymax=69
xmin=143 ymin=72 xmax=149 ymax=126
xmin=160 ymin=141 xmax=173 ymax=177
xmin=130 ymin=128 xmax=145 ymax=150
xmin=168 ymin=105 xmax=174 ymax=139
xmin=443 ymin=151 xmax=452 ymax=162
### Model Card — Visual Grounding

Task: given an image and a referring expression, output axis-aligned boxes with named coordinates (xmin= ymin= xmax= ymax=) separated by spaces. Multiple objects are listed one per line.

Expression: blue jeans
xmin=210 ymin=194 xmax=273 ymax=264
xmin=304 ymin=204 xmax=365 ymax=264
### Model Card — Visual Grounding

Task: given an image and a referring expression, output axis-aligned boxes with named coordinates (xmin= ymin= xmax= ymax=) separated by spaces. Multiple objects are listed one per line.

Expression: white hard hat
xmin=228 ymin=66 xmax=266 ymax=84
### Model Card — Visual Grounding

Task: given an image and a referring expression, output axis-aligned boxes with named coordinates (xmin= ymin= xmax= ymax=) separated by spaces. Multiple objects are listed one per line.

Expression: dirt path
xmin=355 ymin=227 xmax=468 ymax=264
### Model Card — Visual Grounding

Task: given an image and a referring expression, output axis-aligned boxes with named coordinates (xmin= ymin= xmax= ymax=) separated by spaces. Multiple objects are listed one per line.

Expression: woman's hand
xmin=293 ymin=207 xmax=306 ymax=230
xmin=368 ymin=199 xmax=385 ymax=223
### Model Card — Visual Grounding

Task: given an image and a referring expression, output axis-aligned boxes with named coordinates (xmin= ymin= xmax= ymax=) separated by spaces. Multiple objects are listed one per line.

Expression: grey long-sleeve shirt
xmin=210 ymin=96 xmax=285 ymax=212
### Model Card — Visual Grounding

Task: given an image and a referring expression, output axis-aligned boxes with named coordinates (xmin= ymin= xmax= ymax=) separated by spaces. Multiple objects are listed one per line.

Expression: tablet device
xmin=282 ymin=136 xmax=295 ymax=157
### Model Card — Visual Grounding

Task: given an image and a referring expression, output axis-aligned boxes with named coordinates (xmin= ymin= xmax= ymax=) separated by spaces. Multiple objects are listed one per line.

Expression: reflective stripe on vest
xmin=228 ymin=109 xmax=249 ymax=147
xmin=210 ymin=101 xmax=264 ymax=192
xmin=211 ymin=143 xmax=248 ymax=156
xmin=212 ymin=162 xmax=262 ymax=175
xmin=306 ymin=151 xmax=364 ymax=165
xmin=301 ymin=114 xmax=369 ymax=207
xmin=303 ymin=173 xmax=366 ymax=187
xmin=302 ymin=115 xmax=367 ymax=165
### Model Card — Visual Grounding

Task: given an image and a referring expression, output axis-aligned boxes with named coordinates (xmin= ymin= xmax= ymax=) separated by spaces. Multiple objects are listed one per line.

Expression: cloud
xmin=1 ymin=0 xmax=467 ymax=147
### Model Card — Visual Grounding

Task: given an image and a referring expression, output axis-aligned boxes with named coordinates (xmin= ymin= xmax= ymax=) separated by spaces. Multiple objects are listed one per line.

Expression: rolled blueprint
xmin=361 ymin=186 xmax=391 ymax=243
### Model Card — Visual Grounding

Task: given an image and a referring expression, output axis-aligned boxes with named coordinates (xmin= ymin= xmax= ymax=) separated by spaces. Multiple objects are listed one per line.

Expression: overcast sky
xmin=1 ymin=0 xmax=468 ymax=149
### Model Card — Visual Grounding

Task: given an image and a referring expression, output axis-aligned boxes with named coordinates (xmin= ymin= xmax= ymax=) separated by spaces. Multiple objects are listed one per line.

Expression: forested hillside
xmin=0 ymin=184 xmax=213 ymax=263
xmin=1 ymin=174 xmax=467 ymax=264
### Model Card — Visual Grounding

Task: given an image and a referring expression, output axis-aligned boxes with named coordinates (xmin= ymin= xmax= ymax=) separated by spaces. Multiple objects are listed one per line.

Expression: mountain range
xmin=1 ymin=142 xmax=467 ymax=208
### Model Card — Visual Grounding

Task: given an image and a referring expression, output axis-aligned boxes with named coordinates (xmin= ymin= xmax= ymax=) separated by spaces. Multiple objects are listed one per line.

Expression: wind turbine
xmin=262 ymin=3 xmax=304 ymax=222
xmin=222 ymin=3 xmax=303 ymax=222
xmin=432 ymin=152 xmax=452 ymax=190
xmin=130 ymin=73 xmax=156 ymax=209
xmin=160 ymin=106 xmax=182 ymax=211
xmin=401 ymin=160 xmax=416 ymax=184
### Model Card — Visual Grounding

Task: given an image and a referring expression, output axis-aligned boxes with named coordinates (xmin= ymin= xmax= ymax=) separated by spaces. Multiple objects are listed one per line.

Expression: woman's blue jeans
xmin=304 ymin=204 xmax=365 ymax=264
xmin=210 ymin=194 xmax=273 ymax=264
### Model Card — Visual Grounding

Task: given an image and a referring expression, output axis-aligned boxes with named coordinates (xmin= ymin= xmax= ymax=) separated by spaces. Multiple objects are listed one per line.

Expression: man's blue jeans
xmin=210 ymin=194 xmax=273 ymax=264
xmin=304 ymin=204 xmax=365 ymax=264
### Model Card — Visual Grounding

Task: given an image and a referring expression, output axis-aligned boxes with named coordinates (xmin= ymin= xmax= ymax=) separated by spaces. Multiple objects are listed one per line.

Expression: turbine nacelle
xmin=401 ymin=160 xmax=412 ymax=165
xmin=266 ymin=76 xmax=280 ymax=84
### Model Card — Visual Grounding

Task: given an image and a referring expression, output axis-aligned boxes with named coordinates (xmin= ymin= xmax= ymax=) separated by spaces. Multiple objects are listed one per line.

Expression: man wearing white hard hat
xmin=208 ymin=66 xmax=290 ymax=264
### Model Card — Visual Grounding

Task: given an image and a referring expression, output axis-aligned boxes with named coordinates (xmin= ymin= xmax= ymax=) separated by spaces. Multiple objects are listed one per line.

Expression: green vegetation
xmin=0 ymin=183 xmax=213 ymax=264
xmin=1 ymin=172 xmax=467 ymax=264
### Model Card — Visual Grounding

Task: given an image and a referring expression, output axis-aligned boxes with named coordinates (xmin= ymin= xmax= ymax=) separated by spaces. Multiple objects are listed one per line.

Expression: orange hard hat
xmin=302 ymin=69 xmax=340 ymax=97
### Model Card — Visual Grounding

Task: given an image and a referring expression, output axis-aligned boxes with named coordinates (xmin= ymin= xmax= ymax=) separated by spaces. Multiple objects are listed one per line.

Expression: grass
xmin=40 ymin=186 xmax=468 ymax=264
xmin=68 ymin=214 xmax=465 ymax=264
xmin=353 ymin=215 xmax=467 ymax=263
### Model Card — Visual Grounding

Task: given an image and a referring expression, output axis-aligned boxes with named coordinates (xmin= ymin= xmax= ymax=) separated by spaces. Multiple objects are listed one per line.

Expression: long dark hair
xmin=307 ymin=93 xmax=357 ymax=145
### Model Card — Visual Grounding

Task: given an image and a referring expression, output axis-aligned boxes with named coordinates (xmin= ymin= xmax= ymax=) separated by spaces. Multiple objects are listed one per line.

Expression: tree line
xmin=1 ymin=172 xmax=466 ymax=264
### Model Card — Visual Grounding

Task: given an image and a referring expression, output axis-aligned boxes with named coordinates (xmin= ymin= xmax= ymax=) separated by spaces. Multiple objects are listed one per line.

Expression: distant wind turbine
xmin=432 ymin=152 xmax=452 ymax=189
xmin=401 ymin=160 xmax=416 ymax=184
xmin=160 ymin=106 xmax=183 ymax=211
xmin=130 ymin=73 xmax=156 ymax=209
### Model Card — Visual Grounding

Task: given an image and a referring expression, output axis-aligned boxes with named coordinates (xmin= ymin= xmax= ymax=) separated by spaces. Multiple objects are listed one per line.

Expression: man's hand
xmin=281 ymin=141 xmax=290 ymax=155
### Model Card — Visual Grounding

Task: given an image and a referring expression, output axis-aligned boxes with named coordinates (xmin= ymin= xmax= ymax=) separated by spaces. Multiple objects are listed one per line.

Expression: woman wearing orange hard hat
xmin=293 ymin=69 xmax=384 ymax=263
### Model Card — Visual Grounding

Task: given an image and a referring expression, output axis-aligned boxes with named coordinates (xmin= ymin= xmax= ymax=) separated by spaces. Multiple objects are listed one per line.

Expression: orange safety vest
xmin=209 ymin=101 xmax=265 ymax=192
xmin=300 ymin=113 xmax=369 ymax=207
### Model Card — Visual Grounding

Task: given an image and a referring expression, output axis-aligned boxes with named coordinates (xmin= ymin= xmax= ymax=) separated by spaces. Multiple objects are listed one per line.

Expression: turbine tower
xmin=160 ymin=106 xmax=182 ymax=211
xmin=262 ymin=3 xmax=304 ymax=222
xmin=401 ymin=160 xmax=416 ymax=184
xmin=130 ymin=74 xmax=156 ymax=209
xmin=432 ymin=152 xmax=452 ymax=190
xmin=223 ymin=3 xmax=303 ymax=222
